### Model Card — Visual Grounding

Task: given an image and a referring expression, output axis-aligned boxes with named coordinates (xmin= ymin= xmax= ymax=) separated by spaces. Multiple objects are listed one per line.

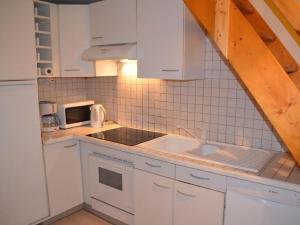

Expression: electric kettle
xmin=90 ymin=104 xmax=106 ymax=128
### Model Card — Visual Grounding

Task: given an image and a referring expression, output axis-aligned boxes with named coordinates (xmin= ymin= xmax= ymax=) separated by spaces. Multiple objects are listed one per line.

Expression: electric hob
xmin=87 ymin=127 xmax=166 ymax=146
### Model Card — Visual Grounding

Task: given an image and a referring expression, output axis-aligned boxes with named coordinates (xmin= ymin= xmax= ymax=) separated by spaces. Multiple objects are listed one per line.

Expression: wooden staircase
xmin=235 ymin=0 xmax=300 ymax=91
xmin=184 ymin=0 xmax=300 ymax=166
xmin=266 ymin=0 xmax=300 ymax=43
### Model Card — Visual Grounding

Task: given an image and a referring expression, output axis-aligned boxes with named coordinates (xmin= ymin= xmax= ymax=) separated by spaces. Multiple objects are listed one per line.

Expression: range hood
xmin=82 ymin=43 xmax=137 ymax=61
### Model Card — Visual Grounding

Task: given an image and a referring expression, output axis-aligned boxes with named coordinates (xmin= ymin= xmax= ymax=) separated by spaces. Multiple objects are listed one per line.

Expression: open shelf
xmin=36 ymin=45 xmax=51 ymax=49
xmin=34 ymin=1 xmax=51 ymax=18
xmin=34 ymin=0 xmax=53 ymax=77
xmin=35 ymin=15 xmax=50 ymax=20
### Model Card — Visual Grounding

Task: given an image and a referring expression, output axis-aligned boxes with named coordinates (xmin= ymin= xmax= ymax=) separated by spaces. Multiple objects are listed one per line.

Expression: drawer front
xmin=134 ymin=155 xmax=175 ymax=178
xmin=44 ymin=139 xmax=78 ymax=150
xmin=176 ymin=166 xmax=226 ymax=192
xmin=80 ymin=141 xmax=133 ymax=162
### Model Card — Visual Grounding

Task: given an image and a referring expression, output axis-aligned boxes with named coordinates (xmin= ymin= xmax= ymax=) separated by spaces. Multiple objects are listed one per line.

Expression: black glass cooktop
xmin=87 ymin=127 xmax=166 ymax=146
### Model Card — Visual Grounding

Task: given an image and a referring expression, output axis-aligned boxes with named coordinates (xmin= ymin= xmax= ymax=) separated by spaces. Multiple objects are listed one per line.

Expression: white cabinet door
xmin=59 ymin=5 xmax=94 ymax=77
xmin=44 ymin=140 xmax=83 ymax=217
xmin=174 ymin=181 xmax=224 ymax=225
xmin=0 ymin=82 xmax=49 ymax=225
xmin=90 ymin=0 xmax=137 ymax=46
xmin=134 ymin=170 xmax=173 ymax=225
xmin=137 ymin=0 xmax=184 ymax=79
xmin=0 ymin=0 xmax=36 ymax=80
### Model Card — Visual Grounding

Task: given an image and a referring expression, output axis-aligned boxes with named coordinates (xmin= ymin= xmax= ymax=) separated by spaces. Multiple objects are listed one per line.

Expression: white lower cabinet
xmin=134 ymin=155 xmax=225 ymax=225
xmin=174 ymin=181 xmax=224 ymax=225
xmin=134 ymin=169 xmax=173 ymax=225
xmin=44 ymin=140 xmax=83 ymax=217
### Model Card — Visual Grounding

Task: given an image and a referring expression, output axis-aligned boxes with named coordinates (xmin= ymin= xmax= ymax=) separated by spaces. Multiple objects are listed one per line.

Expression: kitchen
xmin=1 ymin=0 xmax=300 ymax=225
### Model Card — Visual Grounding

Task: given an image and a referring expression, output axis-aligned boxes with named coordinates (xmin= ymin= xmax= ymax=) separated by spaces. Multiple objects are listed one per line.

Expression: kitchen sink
xmin=139 ymin=135 xmax=277 ymax=173
xmin=185 ymin=142 xmax=277 ymax=173
xmin=138 ymin=134 xmax=200 ymax=153
xmin=196 ymin=144 xmax=220 ymax=156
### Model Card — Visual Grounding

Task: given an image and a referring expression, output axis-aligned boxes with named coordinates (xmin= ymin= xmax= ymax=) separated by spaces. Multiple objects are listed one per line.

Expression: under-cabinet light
xmin=121 ymin=60 xmax=137 ymax=77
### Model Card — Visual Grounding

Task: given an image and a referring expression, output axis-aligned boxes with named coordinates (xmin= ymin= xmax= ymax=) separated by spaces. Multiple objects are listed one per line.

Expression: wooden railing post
xmin=215 ymin=0 xmax=231 ymax=57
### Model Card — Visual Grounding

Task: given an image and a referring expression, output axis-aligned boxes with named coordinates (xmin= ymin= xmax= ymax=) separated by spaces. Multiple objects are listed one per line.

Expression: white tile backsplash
xmin=38 ymin=39 xmax=285 ymax=152
xmin=38 ymin=78 xmax=88 ymax=103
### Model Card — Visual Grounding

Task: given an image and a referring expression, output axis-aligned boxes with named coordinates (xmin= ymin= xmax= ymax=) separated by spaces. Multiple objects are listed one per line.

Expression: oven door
xmin=89 ymin=154 xmax=134 ymax=213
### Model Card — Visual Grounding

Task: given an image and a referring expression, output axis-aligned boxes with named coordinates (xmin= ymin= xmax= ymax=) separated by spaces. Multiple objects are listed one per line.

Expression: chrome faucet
xmin=176 ymin=125 xmax=207 ymax=144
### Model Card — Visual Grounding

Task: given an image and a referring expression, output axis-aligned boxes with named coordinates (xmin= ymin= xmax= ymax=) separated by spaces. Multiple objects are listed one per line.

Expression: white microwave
xmin=57 ymin=100 xmax=94 ymax=129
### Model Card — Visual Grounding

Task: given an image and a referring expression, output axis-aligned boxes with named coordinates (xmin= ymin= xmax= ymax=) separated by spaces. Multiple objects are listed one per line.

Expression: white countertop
xmin=42 ymin=124 xmax=300 ymax=193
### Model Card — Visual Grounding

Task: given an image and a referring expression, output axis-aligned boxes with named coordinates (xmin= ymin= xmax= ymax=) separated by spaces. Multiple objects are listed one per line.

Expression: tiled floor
xmin=52 ymin=210 xmax=112 ymax=225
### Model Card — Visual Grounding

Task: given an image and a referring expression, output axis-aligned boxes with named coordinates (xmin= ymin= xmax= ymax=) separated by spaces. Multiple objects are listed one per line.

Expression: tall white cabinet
xmin=0 ymin=81 xmax=49 ymax=225
xmin=0 ymin=0 xmax=36 ymax=80
xmin=58 ymin=5 xmax=94 ymax=77
xmin=137 ymin=0 xmax=206 ymax=80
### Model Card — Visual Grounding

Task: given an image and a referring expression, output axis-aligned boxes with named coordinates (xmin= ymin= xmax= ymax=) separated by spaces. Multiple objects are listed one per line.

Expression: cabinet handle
xmin=64 ymin=69 xmax=80 ymax=72
xmin=153 ymin=182 xmax=170 ymax=190
xmin=161 ymin=69 xmax=179 ymax=72
xmin=145 ymin=162 xmax=162 ymax=168
xmin=64 ymin=144 xmax=77 ymax=149
xmin=177 ymin=190 xmax=196 ymax=198
xmin=93 ymin=36 xmax=104 ymax=39
xmin=190 ymin=173 xmax=210 ymax=181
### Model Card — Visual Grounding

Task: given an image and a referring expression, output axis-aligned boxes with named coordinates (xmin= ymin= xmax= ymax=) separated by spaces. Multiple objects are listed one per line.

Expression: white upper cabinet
xmin=58 ymin=5 xmax=94 ymax=77
xmin=0 ymin=0 xmax=36 ymax=80
xmin=89 ymin=0 xmax=137 ymax=46
xmin=137 ymin=0 xmax=206 ymax=80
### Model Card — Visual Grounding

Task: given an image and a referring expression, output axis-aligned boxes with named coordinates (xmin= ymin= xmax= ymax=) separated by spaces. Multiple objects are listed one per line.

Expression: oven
xmin=89 ymin=152 xmax=134 ymax=214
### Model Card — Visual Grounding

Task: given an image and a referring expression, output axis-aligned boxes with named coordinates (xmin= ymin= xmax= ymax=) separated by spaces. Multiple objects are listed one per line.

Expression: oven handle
xmin=89 ymin=153 xmax=134 ymax=171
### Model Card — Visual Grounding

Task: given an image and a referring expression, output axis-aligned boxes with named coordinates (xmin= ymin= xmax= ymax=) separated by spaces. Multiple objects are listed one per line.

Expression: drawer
xmin=80 ymin=141 xmax=133 ymax=162
xmin=176 ymin=166 xmax=226 ymax=192
xmin=134 ymin=155 xmax=175 ymax=178
xmin=44 ymin=139 xmax=78 ymax=150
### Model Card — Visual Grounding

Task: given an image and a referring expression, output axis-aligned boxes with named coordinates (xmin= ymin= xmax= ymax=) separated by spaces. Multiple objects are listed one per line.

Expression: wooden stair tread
xmin=289 ymin=69 xmax=300 ymax=91
xmin=267 ymin=39 xmax=299 ymax=73
xmin=234 ymin=1 xmax=276 ymax=42
xmin=244 ymin=12 xmax=276 ymax=42
xmin=273 ymin=0 xmax=300 ymax=34
xmin=234 ymin=0 xmax=254 ymax=14
xmin=235 ymin=0 xmax=299 ymax=74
